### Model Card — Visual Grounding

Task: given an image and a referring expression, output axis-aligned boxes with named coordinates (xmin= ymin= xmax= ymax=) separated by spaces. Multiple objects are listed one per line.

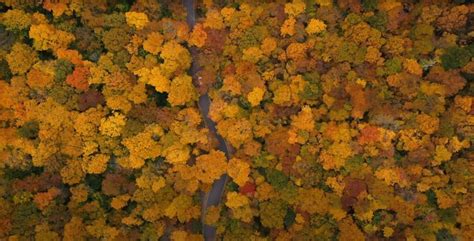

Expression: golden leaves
xmin=110 ymin=194 xmax=131 ymax=210
xmin=433 ymin=145 xmax=452 ymax=166
xmin=225 ymin=191 xmax=254 ymax=222
xmin=338 ymin=217 xmax=365 ymax=241
xmin=34 ymin=187 xmax=61 ymax=210
xmin=165 ymin=194 xmax=200 ymax=223
xmin=125 ymin=11 xmax=149 ymax=30
xmin=194 ymin=150 xmax=227 ymax=184
xmin=160 ymin=40 xmax=192 ymax=76
xmin=82 ymin=154 xmax=109 ymax=174
xmin=134 ymin=67 xmax=170 ymax=92
xmin=1 ymin=2 xmax=473 ymax=240
xmin=29 ymin=24 xmax=75 ymax=51
xmin=227 ymin=158 xmax=250 ymax=187
xmin=204 ymin=9 xmax=225 ymax=30
xmin=143 ymin=32 xmax=164 ymax=55
xmin=43 ymin=0 xmax=69 ymax=17
xmin=27 ymin=67 xmax=54 ymax=89
xmin=247 ymin=87 xmax=264 ymax=107
xmin=284 ymin=0 xmax=305 ymax=17
xmin=1 ymin=9 xmax=31 ymax=31
xmin=168 ymin=74 xmax=198 ymax=106
xmin=225 ymin=191 xmax=250 ymax=209
xmin=286 ymin=42 xmax=307 ymax=60
xmin=291 ymin=106 xmax=314 ymax=131
xmin=297 ymin=188 xmax=329 ymax=215
xmin=99 ymin=112 xmax=126 ymax=137
xmin=345 ymin=82 xmax=369 ymax=119
xmin=189 ymin=24 xmax=208 ymax=48
xmin=320 ymin=142 xmax=353 ymax=170
xmin=306 ymin=19 xmax=326 ymax=35
xmin=121 ymin=124 xmax=163 ymax=168
xmin=403 ymin=58 xmax=423 ymax=76
xmin=261 ymin=37 xmax=277 ymax=55
xmin=375 ymin=167 xmax=409 ymax=188
xmin=242 ymin=47 xmax=263 ymax=63
xmin=216 ymin=118 xmax=253 ymax=148
xmin=273 ymin=84 xmax=292 ymax=105
xmin=6 ymin=43 xmax=38 ymax=75
xmin=280 ymin=17 xmax=296 ymax=37
xmin=416 ymin=113 xmax=439 ymax=135
xmin=60 ymin=159 xmax=84 ymax=185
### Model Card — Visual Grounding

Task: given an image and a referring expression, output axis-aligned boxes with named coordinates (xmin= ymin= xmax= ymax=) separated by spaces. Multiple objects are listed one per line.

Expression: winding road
xmin=183 ymin=0 xmax=230 ymax=240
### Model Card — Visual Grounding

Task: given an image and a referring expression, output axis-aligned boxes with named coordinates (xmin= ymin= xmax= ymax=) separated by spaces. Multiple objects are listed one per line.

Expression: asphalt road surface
xmin=183 ymin=0 xmax=230 ymax=240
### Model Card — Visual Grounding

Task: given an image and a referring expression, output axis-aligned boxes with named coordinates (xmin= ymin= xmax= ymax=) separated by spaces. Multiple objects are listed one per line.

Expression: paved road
xmin=183 ymin=0 xmax=230 ymax=240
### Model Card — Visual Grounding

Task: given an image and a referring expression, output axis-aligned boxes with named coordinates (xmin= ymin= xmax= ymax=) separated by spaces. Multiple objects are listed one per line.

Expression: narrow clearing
xmin=183 ymin=1 xmax=230 ymax=240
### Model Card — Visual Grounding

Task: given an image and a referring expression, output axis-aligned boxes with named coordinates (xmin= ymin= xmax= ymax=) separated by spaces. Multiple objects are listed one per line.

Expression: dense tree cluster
xmin=0 ymin=0 xmax=473 ymax=240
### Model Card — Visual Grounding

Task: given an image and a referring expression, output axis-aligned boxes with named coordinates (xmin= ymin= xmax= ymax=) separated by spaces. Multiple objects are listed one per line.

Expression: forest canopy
xmin=0 ymin=0 xmax=473 ymax=240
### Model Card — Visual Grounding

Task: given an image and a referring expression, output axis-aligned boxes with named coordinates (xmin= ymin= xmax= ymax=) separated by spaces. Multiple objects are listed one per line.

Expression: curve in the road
xmin=183 ymin=0 xmax=231 ymax=240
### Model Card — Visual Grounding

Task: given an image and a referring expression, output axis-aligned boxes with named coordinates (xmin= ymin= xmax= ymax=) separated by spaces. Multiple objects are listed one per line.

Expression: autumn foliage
xmin=0 ymin=0 xmax=473 ymax=240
